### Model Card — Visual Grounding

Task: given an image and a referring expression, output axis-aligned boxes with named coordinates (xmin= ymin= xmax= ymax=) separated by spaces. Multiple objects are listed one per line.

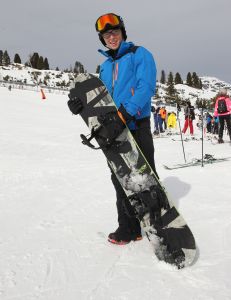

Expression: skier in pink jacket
xmin=214 ymin=88 xmax=231 ymax=143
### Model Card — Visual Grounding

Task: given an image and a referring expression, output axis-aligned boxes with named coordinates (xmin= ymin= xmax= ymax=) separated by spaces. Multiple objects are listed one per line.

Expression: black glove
xmin=67 ymin=90 xmax=83 ymax=115
xmin=97 ymin=105 xmax=134 ymax=145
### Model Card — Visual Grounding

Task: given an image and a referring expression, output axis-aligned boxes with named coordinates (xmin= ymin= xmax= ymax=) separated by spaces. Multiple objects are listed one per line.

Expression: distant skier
xmin=152 ymin=106 xmax=162 ymax=135
xmin=182 ymin=101 xmax=195 ymax=135
xmin=151 ymin=105 xmax=157 ymax=134
xmin=67 ymin=13 xmax=159 ymax=245
xmin=212 ymin=115 xmax=219 ymax=135
xmin=206 ymin=112 xmax=213 ymax=134
xmin=167 ymin=112 xmax=177 ymax=133
xmin=159 ymin=106 xmax=167 ymax=130
xmin=214 ymin=88 xmax=231 ymax=143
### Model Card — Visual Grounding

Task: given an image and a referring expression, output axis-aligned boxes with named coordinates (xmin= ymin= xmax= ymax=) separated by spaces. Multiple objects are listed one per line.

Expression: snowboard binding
xmin=80 ymin=111 xmax=126 ymax=150
xmin=129 ymin=186 xmax=170 ymax=225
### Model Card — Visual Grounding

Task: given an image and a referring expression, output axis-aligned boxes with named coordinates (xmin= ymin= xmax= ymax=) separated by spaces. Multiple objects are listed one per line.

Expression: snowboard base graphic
xmin=72 ymin=73 xmax=196 ymax=269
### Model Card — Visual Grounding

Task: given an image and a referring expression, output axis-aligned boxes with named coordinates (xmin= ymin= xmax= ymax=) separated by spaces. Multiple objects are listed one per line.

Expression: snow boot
xmin=218 ymin=138 xmax=224 ymax=144
xmin=153 ymin=130 xmax=159 ymax=135
xmin=108 ymin=226 xmax=142 ymax=245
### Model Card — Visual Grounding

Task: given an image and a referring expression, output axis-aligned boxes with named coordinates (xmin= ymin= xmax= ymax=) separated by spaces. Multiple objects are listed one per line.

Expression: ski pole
xmin=201 ymin=107 xmax=204 ymax=167
xmin=177 ymin=104 xmax=186 ymax=163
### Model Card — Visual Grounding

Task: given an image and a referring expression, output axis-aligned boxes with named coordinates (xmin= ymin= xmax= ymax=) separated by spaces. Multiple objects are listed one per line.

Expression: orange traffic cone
xmin=41 ymin=89 xmax=46 ymax=100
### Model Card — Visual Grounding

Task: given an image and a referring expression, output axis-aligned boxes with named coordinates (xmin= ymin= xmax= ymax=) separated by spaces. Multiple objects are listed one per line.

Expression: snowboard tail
xmin=72 ymin=73 xmax=196 ymax=269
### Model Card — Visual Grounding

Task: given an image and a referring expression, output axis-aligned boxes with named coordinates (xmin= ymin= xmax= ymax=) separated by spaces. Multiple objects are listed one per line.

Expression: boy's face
xmin=102 ymin=29 xmax=123 ymax=50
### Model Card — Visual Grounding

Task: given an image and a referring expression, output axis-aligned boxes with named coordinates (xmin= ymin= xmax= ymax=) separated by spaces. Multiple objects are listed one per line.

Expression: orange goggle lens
xmin=96 ymin=14 xmax=120 ymax=32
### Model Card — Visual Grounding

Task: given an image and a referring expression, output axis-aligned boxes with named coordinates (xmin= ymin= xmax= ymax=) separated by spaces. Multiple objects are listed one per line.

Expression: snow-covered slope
xmin=0 ymin=86 xmax=231 ymax=299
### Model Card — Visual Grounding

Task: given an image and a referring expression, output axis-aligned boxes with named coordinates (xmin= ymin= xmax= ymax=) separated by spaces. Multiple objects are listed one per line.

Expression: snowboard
xmin=71 ymin=73 xmax=196 ymax=269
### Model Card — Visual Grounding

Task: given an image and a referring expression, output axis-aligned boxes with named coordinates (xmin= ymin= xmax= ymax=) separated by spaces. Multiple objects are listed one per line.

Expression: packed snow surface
xmin=0 ymin=86 xmax=231 ymax=300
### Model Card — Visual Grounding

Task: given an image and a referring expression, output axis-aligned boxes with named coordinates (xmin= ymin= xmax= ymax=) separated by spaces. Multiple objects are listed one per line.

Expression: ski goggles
xmin=96 ymin=13 xmax=120 ymax=32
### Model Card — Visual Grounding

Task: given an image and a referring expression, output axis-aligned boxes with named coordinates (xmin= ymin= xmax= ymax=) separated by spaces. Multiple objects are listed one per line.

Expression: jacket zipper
xmin=112 ymin=60 xmax=119 ymax=98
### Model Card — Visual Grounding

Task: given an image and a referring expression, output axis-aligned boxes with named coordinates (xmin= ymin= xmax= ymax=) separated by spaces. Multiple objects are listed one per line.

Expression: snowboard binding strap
xmin=80 ymin=127 xmax=103 ymax=150
xmin=80 ymin=126 xmax=118 ymax=150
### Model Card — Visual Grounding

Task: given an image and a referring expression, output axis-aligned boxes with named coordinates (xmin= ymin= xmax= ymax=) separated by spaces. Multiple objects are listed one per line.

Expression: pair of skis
xmin=163 ymin=154 xmax=231 ymax=170
xmin=172 ymin=137 xmax=200 ymax=142
xmin=175 ymin=105 xmax=219 ymax=168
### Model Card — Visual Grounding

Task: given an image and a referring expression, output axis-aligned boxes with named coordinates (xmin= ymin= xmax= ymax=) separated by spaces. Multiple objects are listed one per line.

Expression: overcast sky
xmin=1 ymin=0 xmax=230 ymax=83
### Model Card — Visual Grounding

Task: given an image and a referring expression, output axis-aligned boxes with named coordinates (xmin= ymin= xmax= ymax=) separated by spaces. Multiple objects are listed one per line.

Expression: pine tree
xmin=37 ymin=56 xmax=44 ymax=70
xmin=14 ymin=53 xmax=21 ymax=64
xmin=174 ymin=72 xmax=183 ymax=84
xmin=160 ymin=70 xmax=166 ymax=84
xmin=43 ymin=57 xmax=50 ymax=70
xmin=30 ymin=52 xmax=39 ymax=68
xmin=196 ymin=99 xmax=208 ymax=109
xmin=186 ymin=72 xmax=192 ymax=86
xmin=155 ymin=86 xmax=160 ymax=98
xmin=74 ymin=61 xmax=84 ymax=74
xmin=166 ymin=72 xmax=176 ymax=97
xmin=2 ymin=50 xmax=10 ymax=66
xmin=192 ymin=72 xmax=200 ymax=88
xmin=80 ymin=64 xmax=85 ymax=73
xmin=0 ymin=50 xmax=3 ymax=65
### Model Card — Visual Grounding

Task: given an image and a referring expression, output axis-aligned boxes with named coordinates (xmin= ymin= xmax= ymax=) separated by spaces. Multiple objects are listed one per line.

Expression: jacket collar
xmin=98 ymin=41 xmax=135 ymax=60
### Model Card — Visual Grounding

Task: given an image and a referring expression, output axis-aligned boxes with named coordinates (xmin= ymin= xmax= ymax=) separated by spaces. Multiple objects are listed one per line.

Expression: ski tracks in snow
xmin=86 ymin=247 xmax=128 ymax=299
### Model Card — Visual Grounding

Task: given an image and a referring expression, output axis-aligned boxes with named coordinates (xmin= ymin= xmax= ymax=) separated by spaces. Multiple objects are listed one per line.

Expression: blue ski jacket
xmin=98 ymin=41 xmax=156 ymax=129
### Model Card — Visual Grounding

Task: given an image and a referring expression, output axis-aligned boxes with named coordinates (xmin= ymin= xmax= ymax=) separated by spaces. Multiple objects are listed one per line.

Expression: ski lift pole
xmin=177 ymin=103 xmax=187 ymax=163
xmin=201 ymin=106 xmax=204 ymax=167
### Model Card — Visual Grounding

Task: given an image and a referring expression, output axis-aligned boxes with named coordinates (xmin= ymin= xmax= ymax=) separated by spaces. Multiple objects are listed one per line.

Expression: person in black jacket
xmin=182 ymin=101 xmax=195 ymax=135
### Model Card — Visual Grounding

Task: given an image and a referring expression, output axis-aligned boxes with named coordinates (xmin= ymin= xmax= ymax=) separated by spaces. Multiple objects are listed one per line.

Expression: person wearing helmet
xmin=182 ymin=101 xmax=195 ymax=135
xmin=68 ymin=13 xmax=158 ymax=245
xmin=214 ymin=88 xmax=231 ymax=143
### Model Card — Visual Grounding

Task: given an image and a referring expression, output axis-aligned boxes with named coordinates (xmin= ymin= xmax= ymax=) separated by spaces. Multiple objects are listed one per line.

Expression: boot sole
xmin=108 ymin=236 xmax=142 ymax=245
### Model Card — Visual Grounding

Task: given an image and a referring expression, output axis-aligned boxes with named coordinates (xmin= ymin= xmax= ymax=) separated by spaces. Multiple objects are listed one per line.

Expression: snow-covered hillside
xmin=0 ymin=85 xmax=231 ymax=299
xmin=1 ymin=64 xmax=231 ymax=104
xmin=0 ymin=64 xmax=74 ymax=91
xmin=157 ymin=77 xmax=231 ymax=105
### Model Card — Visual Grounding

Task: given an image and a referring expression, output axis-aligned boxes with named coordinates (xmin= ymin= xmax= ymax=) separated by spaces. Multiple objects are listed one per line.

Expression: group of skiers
xmin=152 ymin=106 xmax=167 ymax=134
xmin=151 ymin=106 xmax=178 ymax=135
xmin=151 ymin=101 xmax=196 ymax=136
xmin=183 ymin=90 xmax=231 ymax=143
xmin=152 ymin=91 xmax=231 ymax=143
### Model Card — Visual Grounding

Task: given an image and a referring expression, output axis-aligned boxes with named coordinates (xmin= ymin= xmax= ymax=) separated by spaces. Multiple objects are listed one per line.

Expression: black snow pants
xmin=109 ymin=118 xmax=159 ymax=231
xmin=218 ymin=114 xmax=231 ymax=140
